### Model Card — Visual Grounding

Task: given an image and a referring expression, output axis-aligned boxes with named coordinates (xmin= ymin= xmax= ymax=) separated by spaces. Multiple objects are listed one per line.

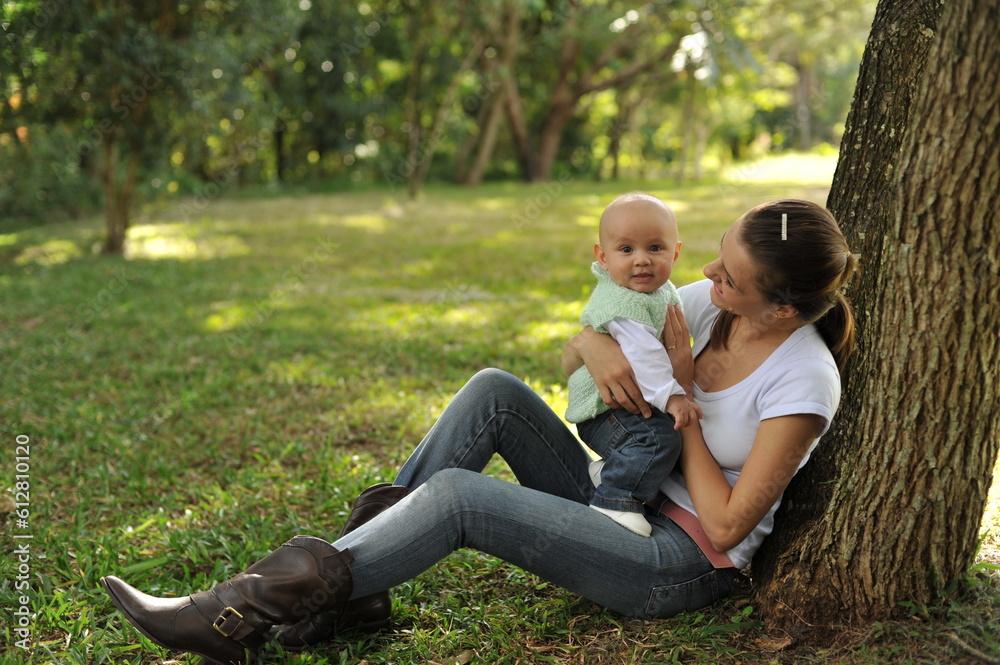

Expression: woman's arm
xmin=562 ymin=327 xmax=652 ymax=417
xmin=679 ymin=414 xmax=824 ymax=552
xmin=662 ymin=302 xmax=824 ymax=551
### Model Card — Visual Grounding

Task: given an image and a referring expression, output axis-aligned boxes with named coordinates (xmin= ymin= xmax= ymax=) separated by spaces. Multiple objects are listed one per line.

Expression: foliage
xmin=0 ymin=124 xmax=103 ymax=225
xmin=1 ymin=0 xmax=875 ymax=236
xmin=1 ymin=166 xmax=997 ymax=663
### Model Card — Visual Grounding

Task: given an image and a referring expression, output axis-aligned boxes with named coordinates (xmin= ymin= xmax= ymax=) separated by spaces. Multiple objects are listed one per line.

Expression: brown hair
xmin=709 ymin=199 xmax=857 ymax=370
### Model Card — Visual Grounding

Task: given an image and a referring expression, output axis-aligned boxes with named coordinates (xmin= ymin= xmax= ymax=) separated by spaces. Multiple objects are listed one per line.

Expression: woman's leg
xmin=275 ymin=367 xmax=594 ymax=648
xmin=395 ymin=368 xmax=594 ymax=503
xmin=338 ymin=468 xmax=733 ymax=619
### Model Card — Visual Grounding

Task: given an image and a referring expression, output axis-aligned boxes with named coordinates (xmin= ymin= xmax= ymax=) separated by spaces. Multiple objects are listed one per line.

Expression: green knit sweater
xmin=565 ymin=262 xmax=681 ymax=423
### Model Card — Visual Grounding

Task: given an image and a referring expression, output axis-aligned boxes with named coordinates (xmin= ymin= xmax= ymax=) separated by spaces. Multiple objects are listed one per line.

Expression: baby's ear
xmin=594 ymin=243 xmax=607 ymax=267
xmin=673 ymin=240 xmax=683 ymax=264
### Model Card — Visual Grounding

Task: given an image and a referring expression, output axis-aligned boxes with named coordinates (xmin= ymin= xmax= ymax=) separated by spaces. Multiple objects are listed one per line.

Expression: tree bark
xmin=600 ymin=90 xmax=637 ymax=181
xmin=102 ymin=137 xmax=127 ymax=256
xmin=101 ymin=136 xmax=139 ymax=256
xmin=503 ymin=71 xmax=535 ymax=181
xmin=463 ymin=87 xmax=506 ymax=186
xmin=274 ymin=119 xmax=286 ymax=182
xmin=676 ymin=67 xmax=697 ymax=186
xmin=454 ymin=76 xmax=494 ymax=184
xmin=753 ymin=0 xmax=1000 ymax=633
xmin=401 ymin=4 xmax=426 ymax=200
xmin=793 ymin=58 xmax=814 ymax=149
xmin=859 ymin=0 xmax=1000 ymax=607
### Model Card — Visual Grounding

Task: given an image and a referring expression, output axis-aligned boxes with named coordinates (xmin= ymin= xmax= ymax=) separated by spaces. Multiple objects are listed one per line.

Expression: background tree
xmin=747 ymin=0 xmax=874 ymax=150
xmin=390 ymin=1 xmax=497 ymax=198
xmin=753 ymin=0 xmax=1000 ymax=632
xmin=454 ymin=0 xmax=521 ymax=187
xmin=2 ymin=0 xmax=877 ymax=235
xmin=0 ymin=0 xmax=281 ymax=252
xmin=513 ymin=1 xmax=687 ymax=182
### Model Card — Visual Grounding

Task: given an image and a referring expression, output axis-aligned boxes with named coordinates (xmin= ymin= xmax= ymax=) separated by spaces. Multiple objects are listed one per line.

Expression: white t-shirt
xmin=659 ymin=279 xmax=842 ymax=568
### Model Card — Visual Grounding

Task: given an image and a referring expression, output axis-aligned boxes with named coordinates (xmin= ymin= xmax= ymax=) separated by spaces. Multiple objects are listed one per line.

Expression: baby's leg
xmin=577 ymin=409 xmax=682 ymax=537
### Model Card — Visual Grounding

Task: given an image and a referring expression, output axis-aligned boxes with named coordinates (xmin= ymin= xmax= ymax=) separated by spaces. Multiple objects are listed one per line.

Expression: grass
xmin=1 ymin=159 xmax=998 ymax=664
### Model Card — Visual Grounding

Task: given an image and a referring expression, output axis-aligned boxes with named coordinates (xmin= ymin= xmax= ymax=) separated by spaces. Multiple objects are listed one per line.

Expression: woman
xmin=101 ymin=199 xmax=856 ymax=665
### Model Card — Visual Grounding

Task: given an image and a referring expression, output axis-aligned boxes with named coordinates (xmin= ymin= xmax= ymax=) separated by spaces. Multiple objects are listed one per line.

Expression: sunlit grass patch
xmin=723 ymin=150 xmax=839 ymax=185
xmin=13 ymin=238 xmax=82 ymax=266
xmin=125 ymin=222 xmax=251 ymax=260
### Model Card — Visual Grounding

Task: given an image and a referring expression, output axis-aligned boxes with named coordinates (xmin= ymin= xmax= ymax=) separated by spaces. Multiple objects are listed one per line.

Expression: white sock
xmin=591 ymin=505 xmax=652 ymax=537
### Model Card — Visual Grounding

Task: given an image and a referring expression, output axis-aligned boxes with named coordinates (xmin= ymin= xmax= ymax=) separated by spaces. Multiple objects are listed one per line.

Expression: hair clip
xmin=781 ymin=213 xmax=788 ymax=241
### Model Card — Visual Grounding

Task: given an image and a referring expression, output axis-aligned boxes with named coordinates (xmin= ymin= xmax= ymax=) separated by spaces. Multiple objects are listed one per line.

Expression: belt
xmin=660 ymin=500 xmax=735 ymax=569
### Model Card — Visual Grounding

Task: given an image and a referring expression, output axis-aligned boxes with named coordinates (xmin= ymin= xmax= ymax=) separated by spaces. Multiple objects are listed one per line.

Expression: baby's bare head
xmin=599 ymin=192 xmax=678 ymax=246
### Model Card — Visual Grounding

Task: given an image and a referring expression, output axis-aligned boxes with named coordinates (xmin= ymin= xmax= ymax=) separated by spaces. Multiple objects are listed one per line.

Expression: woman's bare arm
xmin=662 ymin=302 xmax=822 ymax=551
xmin=679 ymin=414 xmax=823 ymax=551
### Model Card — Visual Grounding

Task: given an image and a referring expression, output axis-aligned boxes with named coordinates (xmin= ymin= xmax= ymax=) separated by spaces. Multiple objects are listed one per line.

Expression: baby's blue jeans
xmin=577 ymin=407 xmax=682 ymax=514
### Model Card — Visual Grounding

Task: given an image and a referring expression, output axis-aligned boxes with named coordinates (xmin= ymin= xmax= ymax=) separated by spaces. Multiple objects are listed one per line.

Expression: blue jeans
xmin=334 ymin=368 xmax=738 ymax=619
xmin=577 ymin=408 xmax=682 ymax=514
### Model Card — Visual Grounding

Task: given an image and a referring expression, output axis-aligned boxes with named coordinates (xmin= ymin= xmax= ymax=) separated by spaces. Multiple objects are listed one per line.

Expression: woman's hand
xmin=664 ymin=304 xmax=694 ymax=394
xmin=564 ymin=327 xmax=651 ymax=417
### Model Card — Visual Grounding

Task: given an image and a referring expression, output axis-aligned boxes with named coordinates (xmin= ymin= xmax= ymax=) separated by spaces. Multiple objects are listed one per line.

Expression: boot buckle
xmin=213 ymin=606 xmax=245 ymax=637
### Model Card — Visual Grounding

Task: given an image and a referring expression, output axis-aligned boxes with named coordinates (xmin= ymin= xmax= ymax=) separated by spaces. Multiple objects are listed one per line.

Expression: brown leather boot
xmin=101 ymin=535 xmax=353 ymax=665
xmin=271 ymin=483 xmax=410 ymax=649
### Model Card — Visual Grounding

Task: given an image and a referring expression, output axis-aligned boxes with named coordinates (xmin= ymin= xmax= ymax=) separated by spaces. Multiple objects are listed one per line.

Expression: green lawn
xmin=2 ymin=164 xmax=998 ymax=664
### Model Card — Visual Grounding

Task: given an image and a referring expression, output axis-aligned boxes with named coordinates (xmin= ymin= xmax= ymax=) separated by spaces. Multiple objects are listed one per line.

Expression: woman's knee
xmin=465 ymin=367 xmax=535 ymax=404
xmin=423 ymin=467 xmax=481 ymax=503
xmin=467 ymin=367 xmax=519 ymax=392
xmin=420 ymin=468 xmax=495 ymax=536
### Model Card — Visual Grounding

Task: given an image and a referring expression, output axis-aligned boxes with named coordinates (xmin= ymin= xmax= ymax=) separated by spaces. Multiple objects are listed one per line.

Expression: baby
xmin=566 ymin=192 xmax=701 ymax=537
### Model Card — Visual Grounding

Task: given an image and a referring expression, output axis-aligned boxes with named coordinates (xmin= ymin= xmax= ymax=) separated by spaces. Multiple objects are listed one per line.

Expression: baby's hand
xmin=666 ymin=394 xmax=703 ymax=429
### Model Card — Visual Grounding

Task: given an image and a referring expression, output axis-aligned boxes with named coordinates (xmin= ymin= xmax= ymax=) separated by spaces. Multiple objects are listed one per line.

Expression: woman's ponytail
xmin=815 ymin=292 xmax=856 ymax=371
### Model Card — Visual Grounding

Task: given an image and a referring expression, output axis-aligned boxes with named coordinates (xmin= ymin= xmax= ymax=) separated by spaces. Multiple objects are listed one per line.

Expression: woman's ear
xmin=772 ymin=303 xmax=799 ymax=319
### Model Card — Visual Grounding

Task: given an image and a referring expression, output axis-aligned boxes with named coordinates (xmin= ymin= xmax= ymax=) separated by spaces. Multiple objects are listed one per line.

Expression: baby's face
xmin=596 ymin=201 xmax=680 ymax=293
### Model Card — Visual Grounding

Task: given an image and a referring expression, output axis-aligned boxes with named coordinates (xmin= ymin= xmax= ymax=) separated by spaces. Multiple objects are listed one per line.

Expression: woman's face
xmin=703 ymin=215 xmax=772 ymax=317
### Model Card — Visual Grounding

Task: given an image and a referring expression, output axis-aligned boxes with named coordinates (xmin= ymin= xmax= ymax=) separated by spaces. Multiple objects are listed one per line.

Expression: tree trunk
xmin=101 ymin=137 xmax=127 ymax=255
xmin=599 ymin=89 xmax=638 ymax=181
xmin=755 ymin=0 xmax=943 ymax=606
xmin=753 ymin=0 xmax=1000 ymax=634
xmin=403 ymin=13 xmax=492 ymax=199
xmin=503 ymin=70 xmax=535 ymax=181
xmin=603 ymin=111 xmax=623 ymax=181
xmin=794 ymin=58 xmax=814 ymax=149
xmin=453 ymin=81 xmax=494 ymax=183
xmin=521 ymin=10 xmax=678 ymax=182
xmin=274 ymin=119 xmax=286 ymax=182
xmin=692 ymin=119 xmax=707 ymax=180
xmin=857 ymin=0 xmax=1000 ymax=606
xmin=461 ymin=1 xmax=520 ymax=186
xmin=464 ymin=87 xmax=506 ymax=186
xmin=534 ymin=102 xmax=575 ymax=182
xmin=676 ymin=68 xmax=697 ymax=186
xmin=400 ymin=2 xmax=427 ymax=200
